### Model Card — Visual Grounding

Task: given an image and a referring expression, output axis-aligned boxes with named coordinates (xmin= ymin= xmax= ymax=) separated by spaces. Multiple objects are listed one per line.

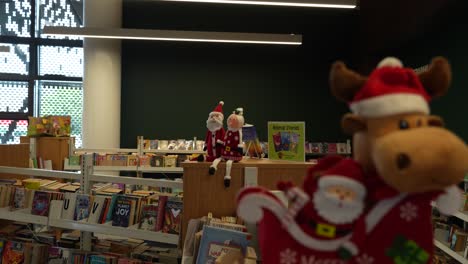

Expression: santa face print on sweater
xmin=313 ymin=186 xmax=364 ymax=225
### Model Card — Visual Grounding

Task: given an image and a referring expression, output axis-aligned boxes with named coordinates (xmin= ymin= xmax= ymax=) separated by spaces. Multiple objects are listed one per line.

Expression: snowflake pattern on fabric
xmin=280 ymin=248 xmax=297 ymax=264
xmin=356 ymin=254 xmax=375 ymax=264
xmin=399 ymin=202 xmax=418 ymax=222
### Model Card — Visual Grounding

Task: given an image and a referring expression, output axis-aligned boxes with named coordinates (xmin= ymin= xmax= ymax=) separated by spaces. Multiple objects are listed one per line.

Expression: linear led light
xmin=140 ymin=0 xmax=356 ymax=8
xmin=42 ymin=27 xmax=302 ymax=45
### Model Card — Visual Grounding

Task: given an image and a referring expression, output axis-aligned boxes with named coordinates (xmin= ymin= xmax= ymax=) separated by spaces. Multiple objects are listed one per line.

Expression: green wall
xmin=120 ymin=2 xmax=357 ymax=147
xmin=371 ymin=0 xmax=468 ymax=141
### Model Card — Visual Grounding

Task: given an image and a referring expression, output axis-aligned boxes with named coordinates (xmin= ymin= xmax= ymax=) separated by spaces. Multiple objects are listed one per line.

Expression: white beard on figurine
xmin=206 ymin=114 xmax=223 ymax=132
xmin=313 ymin=188 xmax=364 ymax=225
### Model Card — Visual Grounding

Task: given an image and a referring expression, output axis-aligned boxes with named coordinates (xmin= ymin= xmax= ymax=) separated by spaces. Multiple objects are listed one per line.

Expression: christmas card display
xmin=163 ymin=197 xmax=183 ymax=235
xmin=268 ymin=122 xmax=305 ymax=162
xmin=196 ymin=225 xmax=250 ymax=264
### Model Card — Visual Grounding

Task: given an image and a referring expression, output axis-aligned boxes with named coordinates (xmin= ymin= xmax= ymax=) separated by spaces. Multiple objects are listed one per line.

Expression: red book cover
xmin=31 ymin=191 xmax=51 ymax=216
xmin=2 ymin=241 xmax=24 ymax=264
xmin=162 ymin=197 xmax=183 ymax=235
xmin=156 ymin=196 xmax=168 ymax=232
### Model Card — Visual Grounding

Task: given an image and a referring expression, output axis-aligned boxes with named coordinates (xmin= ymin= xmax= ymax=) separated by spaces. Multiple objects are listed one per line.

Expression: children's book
xmin=10 ymin=187 xmax=26 ymax=211
xmin=106 ymin=194 xmax=119 ymax=222
xmin=112 ymin=196 xmax=133 ymax=227
xmin=163 ymin=197 xmax=183 ymax=235
xmin=139 ymin=204 xmax=158 ymax=231
xmin=196 ymin=226 xmax=250 ymax=264
xmin=74 ymin=194 xmax=91 ymax=221
xmin=62 ymin=192 xmax=77 ymax=220
xmin=2 ymin=241 xmax=25 ymax=264
xmin=31 ymin=191 xmax=50 ymax=216
xmin=156 ymin=196 xmax=168 ymax=231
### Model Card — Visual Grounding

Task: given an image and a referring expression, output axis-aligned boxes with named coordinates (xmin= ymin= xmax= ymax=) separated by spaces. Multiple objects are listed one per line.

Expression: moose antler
xmin=329 ymin=61 xmax=368 ymax=102
xmin=418 ymin=57 xmax=452 ymax=98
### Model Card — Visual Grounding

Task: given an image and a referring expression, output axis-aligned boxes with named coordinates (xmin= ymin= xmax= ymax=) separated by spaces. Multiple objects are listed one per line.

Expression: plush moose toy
xmin=237 ymin=57 xmax=468 ymax=264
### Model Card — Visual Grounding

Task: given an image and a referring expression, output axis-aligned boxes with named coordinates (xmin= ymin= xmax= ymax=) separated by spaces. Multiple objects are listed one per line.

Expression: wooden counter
xmin=181 ymin=158 xmax=313 ymax=241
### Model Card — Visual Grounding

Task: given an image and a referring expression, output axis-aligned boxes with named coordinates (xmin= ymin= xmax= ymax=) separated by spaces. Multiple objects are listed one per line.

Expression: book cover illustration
xmin=74 ymin=194 xmax=90 ymax=221
xmin=196 ymin=226 xmax=250 ymax=264
xmin=31 ymin=191 xmax=50 ymax=216
xmin=11 ymin=187 xmax=26 ymax=210
xmin=163 ymin=197 xmax=183 ymax=235
xmin=139 ymin=204 xmax=158 ymax=231
xmin=112 ymin=196 xmax=133 ymax=227
xmin=268 ymin=122 xmax=305 ymax=162
xmin=2 ymin=241 xmax=24 ymax=264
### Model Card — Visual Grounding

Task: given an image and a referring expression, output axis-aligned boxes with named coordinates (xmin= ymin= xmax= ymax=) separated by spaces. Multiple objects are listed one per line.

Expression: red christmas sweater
xmin=353 ymin=172 xmax=441 ymax=264
xmin=204 ymin=128 xmax=225 ymax=162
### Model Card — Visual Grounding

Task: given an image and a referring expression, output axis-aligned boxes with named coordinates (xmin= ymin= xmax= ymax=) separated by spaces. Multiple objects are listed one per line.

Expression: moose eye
xmin=399 ymin=120 xmax=409 ymax=130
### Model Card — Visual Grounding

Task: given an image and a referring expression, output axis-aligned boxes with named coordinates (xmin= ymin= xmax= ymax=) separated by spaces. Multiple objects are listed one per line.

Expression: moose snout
xmin=396 ymin=153 xmax=411 ymax=170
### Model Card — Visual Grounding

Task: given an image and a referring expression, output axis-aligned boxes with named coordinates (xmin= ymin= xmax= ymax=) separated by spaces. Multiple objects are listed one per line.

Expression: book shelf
xmin=0 ymin=207 xmax=48 ymax=225
xmin=63 ymin=158 xmax=184 ymax=173
xmin=49 ymin=200 xmax=179 ymax=245
xmin=432 ymin=200 xmax=468 ymax=263
xmin=434 ymin=239 xmax=468 ymax=264
xmin=0 ymin=153 xmax=183 ymax=251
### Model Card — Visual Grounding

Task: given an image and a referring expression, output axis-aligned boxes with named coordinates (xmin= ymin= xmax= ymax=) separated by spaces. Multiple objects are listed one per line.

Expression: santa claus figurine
xmin=237 ymin=156 xmax=368 ymax=263
xmin=209 ymin=108 xmax=244 ymax=188
xmin=200 ymin=101 xmax=225 ymax=163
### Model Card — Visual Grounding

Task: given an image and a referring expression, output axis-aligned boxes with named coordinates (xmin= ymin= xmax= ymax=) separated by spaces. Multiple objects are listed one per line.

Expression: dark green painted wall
xmin=120 ymin=1 xmax=467 ymax=148
xmin=369 ymin=0 xmax=468 ymax=141
xmin=120 ymin=2 xmax=358 ymax=147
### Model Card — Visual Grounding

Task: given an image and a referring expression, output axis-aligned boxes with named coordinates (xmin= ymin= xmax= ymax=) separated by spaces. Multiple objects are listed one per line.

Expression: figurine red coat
xmin=221 ymin=129 xmax=242 ymax=161
xmin=204 ymin=128 xmax=225 ymax=162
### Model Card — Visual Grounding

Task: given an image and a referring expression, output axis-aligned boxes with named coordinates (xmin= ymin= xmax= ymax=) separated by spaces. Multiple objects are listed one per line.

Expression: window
xmin=0 ymin=0 xmax=83 ymax=146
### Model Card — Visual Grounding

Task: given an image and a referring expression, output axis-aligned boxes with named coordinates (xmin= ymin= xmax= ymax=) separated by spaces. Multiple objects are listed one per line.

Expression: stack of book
xmin=183 ymin=214 xmax=257 ymax=264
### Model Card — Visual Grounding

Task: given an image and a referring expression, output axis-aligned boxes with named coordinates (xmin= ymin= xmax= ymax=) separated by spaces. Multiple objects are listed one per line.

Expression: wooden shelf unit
xmin=181 ymin=159 xmax=312 ymax=241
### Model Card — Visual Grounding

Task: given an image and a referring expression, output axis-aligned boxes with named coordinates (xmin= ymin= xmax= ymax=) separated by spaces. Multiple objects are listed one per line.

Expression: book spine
xmin=156 ymin=196 xmax=168 ymax=232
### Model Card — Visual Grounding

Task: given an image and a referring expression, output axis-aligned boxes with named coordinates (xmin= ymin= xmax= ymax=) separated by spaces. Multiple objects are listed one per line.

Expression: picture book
xmin=2 ymin=241 xmax=24 ymax=264
xmin=112 ymin=196 xmax=133 ymax=227
xmin=268 ymin=122 xmax=305 ymax=162
xmin=31 ymin=191 xmax=50 ymax=216
xmin=139 ymin=204 xmax=158 ymax=231
xmin=74 ymin=194 xmax=91 ymax=221
xmin=163 ymin=197 xmax=183 ymax=235
xmin=196 ymin=226 xmax=250 ymax=264
xmin=11 ymin=187 xmax=26 ymax=211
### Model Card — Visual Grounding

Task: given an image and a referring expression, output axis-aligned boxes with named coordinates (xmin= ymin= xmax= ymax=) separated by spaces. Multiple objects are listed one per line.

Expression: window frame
xmin=0 ymin=0 xmax=83 ymax=122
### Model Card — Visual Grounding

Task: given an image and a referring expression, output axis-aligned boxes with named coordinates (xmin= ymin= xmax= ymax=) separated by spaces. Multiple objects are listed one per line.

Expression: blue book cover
xmin=112 ymin=196 xmax=132 ymax=227
xmin=196 ymin=225 xmax=249 ymax=264
xmin=74 ymin=194 xmax=90 ymax=221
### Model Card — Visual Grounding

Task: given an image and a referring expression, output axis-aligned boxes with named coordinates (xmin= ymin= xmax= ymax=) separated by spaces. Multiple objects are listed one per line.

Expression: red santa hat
xmin=349 ymin=57 xmax=431 ymax=118
xmin=317 ymin=158 xmax=366 ymax=199
xmin=210 ymin=101 xmax=224 ymax=118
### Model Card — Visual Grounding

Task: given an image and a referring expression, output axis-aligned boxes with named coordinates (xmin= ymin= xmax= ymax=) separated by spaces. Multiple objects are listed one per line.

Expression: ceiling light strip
xmin=42 ymin=27 xmax=302 ymax=45
xmin=156 ymin=0 xmax=355 ymax=8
